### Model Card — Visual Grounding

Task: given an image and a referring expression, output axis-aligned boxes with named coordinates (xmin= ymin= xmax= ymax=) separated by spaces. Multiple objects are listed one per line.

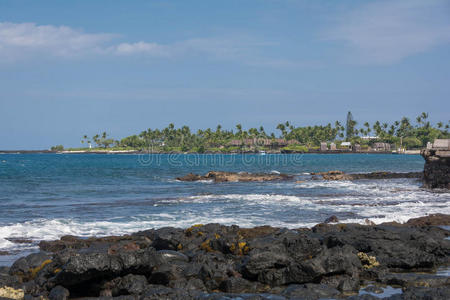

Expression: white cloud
xmin=110 ymin=41 xmax=168 ymax=56
xmin=0 ymin=21 xmax=300 ymax=69
xmin=0 ymin=22 xmax=114 ymax=60
xmin=324 ymin=0 xmax=450 ymax=64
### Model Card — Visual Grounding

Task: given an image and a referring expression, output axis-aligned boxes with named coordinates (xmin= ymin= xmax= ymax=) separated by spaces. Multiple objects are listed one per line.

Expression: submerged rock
xmin=2 ymin=216 xmax=449 ymax=299
xmin=176 ymin=171 xmax=293 ymax=182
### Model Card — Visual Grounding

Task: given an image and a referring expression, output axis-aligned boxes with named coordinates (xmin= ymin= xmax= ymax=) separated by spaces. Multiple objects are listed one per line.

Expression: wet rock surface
xmin=176 ymin=171 xmax=293 ymax=182
xmin=311 ymin=170 xmax=422 ymax=181
xmin=1 ymin=215 xmax=449 ymax=299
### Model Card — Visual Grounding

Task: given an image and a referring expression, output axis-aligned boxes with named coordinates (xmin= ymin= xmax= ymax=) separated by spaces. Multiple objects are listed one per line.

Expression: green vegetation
xmin=59 ymin=112 xmax=449 ymax=152
xmin=281 ymin=144 xmax=309 ymax=152
xmin=50 ymin=145 xmax=64 ymax=151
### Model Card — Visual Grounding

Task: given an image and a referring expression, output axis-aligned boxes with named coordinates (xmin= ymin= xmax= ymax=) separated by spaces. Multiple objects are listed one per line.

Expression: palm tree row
xmin=78 ymin=112 xmax=449 ymax=151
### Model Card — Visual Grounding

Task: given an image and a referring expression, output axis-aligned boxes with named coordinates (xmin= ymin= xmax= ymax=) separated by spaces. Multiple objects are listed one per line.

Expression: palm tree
xmin=416 ymin=116 xmax=422 ymax=126
xmin=276 ymin=123 xmax=287 ymax=138
xmin=235 ymin=124 xmax=243 ymax=138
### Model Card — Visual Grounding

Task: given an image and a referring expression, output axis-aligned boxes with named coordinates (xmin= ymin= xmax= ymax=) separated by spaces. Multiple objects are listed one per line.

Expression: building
xmin=320 ymin=142 xmax=328 ymax=151
xmin=330 ymin=143 xmax=337 ymax=150
xmin=340 ymin=142 xmax=352 ymax=150
xmin=432 ymin=139 xmax=450 ymax=150
xmin=373 ymin=142 xmax=391 ymax=152
xmin=361 ymin=136 xmax=379 ymax=140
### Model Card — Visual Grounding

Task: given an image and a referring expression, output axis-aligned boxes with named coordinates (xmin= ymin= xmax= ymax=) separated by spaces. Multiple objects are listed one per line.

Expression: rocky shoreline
xmin=1 ymin=215 xmax=449 ymax=300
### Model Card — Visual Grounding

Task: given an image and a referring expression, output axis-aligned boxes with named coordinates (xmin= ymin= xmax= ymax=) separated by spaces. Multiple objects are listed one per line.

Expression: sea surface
xmin=1 ymin=153 xmax=449 ymax=265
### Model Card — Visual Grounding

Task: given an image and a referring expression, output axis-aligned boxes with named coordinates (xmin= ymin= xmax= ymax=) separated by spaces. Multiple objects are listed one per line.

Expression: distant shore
xmin=0 ymin=149 xmax=422 ymax=155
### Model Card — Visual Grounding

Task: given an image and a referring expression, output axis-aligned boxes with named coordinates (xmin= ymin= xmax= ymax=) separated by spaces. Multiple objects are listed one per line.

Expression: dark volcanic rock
xmin=324 ymin=215 xmax=339 ymax=223
xmin=281 ymin=283 xmax=340 ymax=299
xmin=48 ymin=285 xmax=69 ymax=300
xmin=9 ymin=252 xmax=52 ymax=282
xmin=4 ymin=216 xmax=450 ymax=299
xmin=421 ymin=149 xmax=450 ymax=189
xmin=402 ymin=286 xmax=450 ymax=300
xmin=54 ymin=247 xmax=158 ymax=286
xmin=176 ymin=171 xmax=293 ymax=182
xmin=405 ymin=214 xmax=450 ymax=226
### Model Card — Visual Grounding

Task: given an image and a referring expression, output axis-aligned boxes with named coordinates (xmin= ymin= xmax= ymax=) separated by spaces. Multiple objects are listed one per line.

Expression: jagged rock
xmin=176 ymin=171 xmax=293 ymax=182
xmin=313 ymin=223 xmax=450 ymax=270
xmin=54 ymin=247 xmax=158 ymax=286
xmin=2 ymin=216 xmax=448 ymax=299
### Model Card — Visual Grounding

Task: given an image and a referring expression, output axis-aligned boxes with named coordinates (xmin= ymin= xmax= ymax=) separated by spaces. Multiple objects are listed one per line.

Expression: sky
xmin=0 ymin=0 xmax=449 ymax=149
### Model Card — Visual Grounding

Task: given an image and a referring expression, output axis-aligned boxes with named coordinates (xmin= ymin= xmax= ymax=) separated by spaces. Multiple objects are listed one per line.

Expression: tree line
xmin=74 ymin=112 xmax=449 ymax=152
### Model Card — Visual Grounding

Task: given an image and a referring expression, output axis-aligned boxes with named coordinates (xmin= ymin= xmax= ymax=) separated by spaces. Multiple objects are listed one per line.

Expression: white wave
xmin=1 ymin=179 xmax=449 ymax=260
xmin=181 ymin=194 xmax=314 ymax=206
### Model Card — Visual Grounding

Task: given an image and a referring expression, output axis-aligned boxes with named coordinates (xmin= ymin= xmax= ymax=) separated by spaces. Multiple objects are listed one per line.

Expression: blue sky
xmin=1 ymin=0 xmax=449 ymax=149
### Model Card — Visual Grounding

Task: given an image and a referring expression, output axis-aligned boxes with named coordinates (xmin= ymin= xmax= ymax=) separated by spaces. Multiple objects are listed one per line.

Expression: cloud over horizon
xmin=0 ymin=22 xmax=115 ymax=60
xmin=0 ymin=22 xmax=292 ymax=67
xmin=325 ymin=0 xmax=450 ymax=64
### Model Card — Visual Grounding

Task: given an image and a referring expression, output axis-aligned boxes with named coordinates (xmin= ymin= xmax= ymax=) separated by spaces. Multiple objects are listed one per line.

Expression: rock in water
xmin=324 ymin=215 xmax=339 ymax=223
xmin=421 ymin=149 xmax=450 ymax=189
xmin=311 ymin=170 xmax=422 ymax=181
xmin=176 ymin=171 xmax=293 ymax=182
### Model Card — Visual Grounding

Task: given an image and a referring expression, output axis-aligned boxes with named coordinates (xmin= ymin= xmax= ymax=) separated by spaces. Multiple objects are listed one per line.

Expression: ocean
xmin=0 ymin=153 xmax=449 ymax=265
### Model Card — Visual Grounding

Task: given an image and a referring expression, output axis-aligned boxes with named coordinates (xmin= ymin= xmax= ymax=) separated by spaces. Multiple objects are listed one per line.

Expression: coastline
xmin=0 ymin=150 xmax=419 ymax=155
xmin=1 ymin=215 xmax=449 ymax=299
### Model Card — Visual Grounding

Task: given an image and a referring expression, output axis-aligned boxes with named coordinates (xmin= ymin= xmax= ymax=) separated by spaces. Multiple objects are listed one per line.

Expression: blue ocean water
xmin=0 ymin=153 xmax=449 ymax=265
